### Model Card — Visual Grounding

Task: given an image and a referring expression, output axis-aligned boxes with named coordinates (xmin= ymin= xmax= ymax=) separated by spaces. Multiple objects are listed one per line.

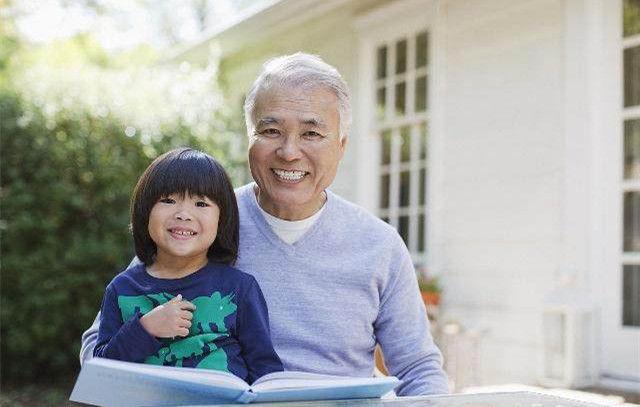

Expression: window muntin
xmin=376 ymin=29 xmax=429 ymax=259
xmin=622 ymin=0 xmax=640 ymax=327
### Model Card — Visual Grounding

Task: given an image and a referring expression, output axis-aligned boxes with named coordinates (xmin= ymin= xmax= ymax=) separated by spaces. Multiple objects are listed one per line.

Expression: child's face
xmin=148 ymin=193 xmax=220 ymax=266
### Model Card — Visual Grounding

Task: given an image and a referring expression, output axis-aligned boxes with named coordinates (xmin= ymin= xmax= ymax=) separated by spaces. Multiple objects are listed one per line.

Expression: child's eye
xmin=159 ymin=197 xmax=175 ymax=204
xmin=195 ymin=201 xmax=209 ymax=208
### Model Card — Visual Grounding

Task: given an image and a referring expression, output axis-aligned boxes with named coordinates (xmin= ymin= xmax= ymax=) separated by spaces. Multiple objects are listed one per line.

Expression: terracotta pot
xmin=421 ymin=291 xmax=440 ymax=306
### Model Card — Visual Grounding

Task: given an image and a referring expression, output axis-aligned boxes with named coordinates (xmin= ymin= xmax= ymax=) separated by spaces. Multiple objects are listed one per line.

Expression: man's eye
xmin=303 ymin=131 xmax=322 ymax=139
xmin=159 ymin=198 xmax=175 ymax=204
xmin=195 ymin=201 xmax=209 ymax=208
xmin=258 ymin=128 xmax=281 ymax=137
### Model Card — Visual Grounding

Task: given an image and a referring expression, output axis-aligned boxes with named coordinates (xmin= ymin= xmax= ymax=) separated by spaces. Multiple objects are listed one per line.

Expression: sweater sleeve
xmin=82 ymin=257 xmax=144 ymax=365
xmin=93 ymin=283 xmax=162 ymax=362
xmin=236 ymin=277 xmax=284 ymax=383
xmin=374 ymin=238 xmax=450 ymax=396
xmin=80 ymin=312 xmax=99 ymax=365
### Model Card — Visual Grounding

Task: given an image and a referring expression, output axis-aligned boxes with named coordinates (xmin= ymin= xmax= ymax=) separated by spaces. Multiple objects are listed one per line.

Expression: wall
xmin=435 ymin=0 xmax=566 ymax=385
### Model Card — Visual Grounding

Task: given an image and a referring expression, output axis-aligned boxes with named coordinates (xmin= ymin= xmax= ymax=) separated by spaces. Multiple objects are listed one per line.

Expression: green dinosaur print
xmin=145 ymin=346 xmax=170 ymax=365
xmin=117 ymin=293 xmax=173 ymax=322
xmin=191 ymin=292 xmax=237 ymax=334
xmin=196 ymin=343 xmax=228 ymax=370
xmin=117 ymin=291 xmax=237 ymax=372
xmin=168 ymin=333 xmax=227 ymax=360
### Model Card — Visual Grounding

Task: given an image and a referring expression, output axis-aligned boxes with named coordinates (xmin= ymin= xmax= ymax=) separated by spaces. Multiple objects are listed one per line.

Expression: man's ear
xmin=339 ymin=135 xmax=348 ymax=155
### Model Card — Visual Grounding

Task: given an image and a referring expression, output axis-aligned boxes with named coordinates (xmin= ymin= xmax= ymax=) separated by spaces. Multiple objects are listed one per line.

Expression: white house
xmin=172 ymin=0 xmax=639 ymax=392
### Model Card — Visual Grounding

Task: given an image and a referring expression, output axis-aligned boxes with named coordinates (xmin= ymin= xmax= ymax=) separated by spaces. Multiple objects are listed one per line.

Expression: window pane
xmin=377 ymin=87 xmax=386 ymax=121
xmin=624 ymin=192 xmax=640 ymax=251
xmin=624 ymin=45 xmax=640 ymax=107
xmin=418 ymin=213 xmax=425 ymax=252
xmin=625 ymin=0 xmax=640 ymax=37
xmin=399 ymin=215 xmax=409 ymax=244
xmin=379 ymin=174 xmax=390 ymax=209
xmin=416 ymin=31 xmax=428 ymax=68
xmin=419 ymin=167 xmax=426 ymax=206
xmin=399 ymin=170 xmax=410 ymax=207
xmin=377 ymin=46 xmax=387 ymax=79
xmin=396 ymin=39 xmax=407 ymax=74
xmin=623 ymin=265 xmax=640 ymax=327
xmin=395 ymin=82 xmax=406 ymax=116
xmin=420 ymin=122 xmax=427 ymax=160
xmin=381 ymin=130 xmax=392 ymax=165
xmin=415 ymin=75 xmax=427 ymax=112
xmin=625 ymin=120 xmax=640 ymax=179
xmin=400 ymin=126 xmax=411 ymax=162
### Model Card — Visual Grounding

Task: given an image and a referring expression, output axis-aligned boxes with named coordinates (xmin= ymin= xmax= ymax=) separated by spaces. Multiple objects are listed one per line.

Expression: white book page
xmin=90 ymin=358 xmax=250 ymax=390
xmin=251 ymin=371 xmax=393 ymax=392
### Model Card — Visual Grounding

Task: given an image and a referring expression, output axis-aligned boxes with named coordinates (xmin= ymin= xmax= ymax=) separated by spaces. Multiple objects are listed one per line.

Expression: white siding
xmin=436 ymin=0 xmax=565 ymax=385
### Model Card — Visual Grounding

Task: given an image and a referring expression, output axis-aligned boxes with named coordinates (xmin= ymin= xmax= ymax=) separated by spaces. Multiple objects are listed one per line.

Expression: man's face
xmin=248 ymin=85 xmax=347 ymax=220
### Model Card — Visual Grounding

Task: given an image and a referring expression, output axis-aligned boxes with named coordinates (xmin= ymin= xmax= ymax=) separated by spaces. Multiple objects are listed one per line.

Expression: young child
xmin=94 ymin=147 xmax=283 ymax=383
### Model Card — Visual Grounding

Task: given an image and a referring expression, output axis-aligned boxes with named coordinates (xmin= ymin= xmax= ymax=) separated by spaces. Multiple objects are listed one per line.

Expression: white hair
xmin=243 ymin=52 xmax=351 ymax=140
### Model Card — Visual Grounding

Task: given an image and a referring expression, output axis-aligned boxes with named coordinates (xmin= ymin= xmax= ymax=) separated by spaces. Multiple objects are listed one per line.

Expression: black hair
xmin=130 ymin=147 xmax=239 ymax=265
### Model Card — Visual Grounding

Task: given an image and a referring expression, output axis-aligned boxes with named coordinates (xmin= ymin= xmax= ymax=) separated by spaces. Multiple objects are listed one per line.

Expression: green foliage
xmin=417 ymin=275 xmax=441 ymax=294
xmin=0 ymin=33 xmax=245 ymax=384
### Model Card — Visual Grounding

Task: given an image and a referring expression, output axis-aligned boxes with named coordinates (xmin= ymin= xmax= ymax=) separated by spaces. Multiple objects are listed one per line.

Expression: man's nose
xmin=276 ymin=136 xmax=303 ymax=161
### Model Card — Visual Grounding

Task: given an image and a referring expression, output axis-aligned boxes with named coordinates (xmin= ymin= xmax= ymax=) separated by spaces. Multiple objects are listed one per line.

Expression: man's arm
xmin=80 ymin=312 xmax=100 ymax=365
xmin=80 ymin=257 xmax=142 ymax=366
xmin=375 ymin=238 xmax=450 ymax=396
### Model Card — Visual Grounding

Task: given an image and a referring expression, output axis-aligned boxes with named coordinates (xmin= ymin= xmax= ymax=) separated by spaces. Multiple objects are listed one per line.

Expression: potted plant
xmin=417 ymin=274 xmax=442 ymax=307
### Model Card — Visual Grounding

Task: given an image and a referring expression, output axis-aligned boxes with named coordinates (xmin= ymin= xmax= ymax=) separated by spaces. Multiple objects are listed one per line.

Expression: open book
xmin=70 ymin=358 xmax=401 ymax=406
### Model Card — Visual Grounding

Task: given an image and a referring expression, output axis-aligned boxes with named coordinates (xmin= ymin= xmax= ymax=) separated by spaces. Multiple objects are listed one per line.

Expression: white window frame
xmin=353 ymin=0 xmax=442 ymax=267
xmin=621 ymin=19 xmax=640 ymax=315
xmin=574 ymin=0 xmax=639 ymax=387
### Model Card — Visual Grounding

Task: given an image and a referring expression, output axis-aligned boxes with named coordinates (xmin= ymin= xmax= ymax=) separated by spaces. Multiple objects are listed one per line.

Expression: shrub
xmin=0 ymin=41 xmax=244 ymax=383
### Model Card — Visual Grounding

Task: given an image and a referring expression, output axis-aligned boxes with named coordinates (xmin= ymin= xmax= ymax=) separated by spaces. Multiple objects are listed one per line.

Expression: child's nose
xmin=174 ymin=205 xmax=192 ymax=221
xmin=175 ymin=212 xmax=192 ymax=221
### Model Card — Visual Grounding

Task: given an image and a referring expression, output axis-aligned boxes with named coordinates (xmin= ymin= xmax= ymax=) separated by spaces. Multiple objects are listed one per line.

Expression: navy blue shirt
xmin=94 ymin=262 xmax=283 ymax=383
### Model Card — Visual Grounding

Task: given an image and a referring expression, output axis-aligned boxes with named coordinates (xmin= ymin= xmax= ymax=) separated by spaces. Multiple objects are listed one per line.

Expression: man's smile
xmin=272 ymin=168 xmax=308 ymax=182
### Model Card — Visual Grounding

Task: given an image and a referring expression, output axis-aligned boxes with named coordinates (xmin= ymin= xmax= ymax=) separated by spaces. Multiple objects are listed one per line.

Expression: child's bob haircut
xmin=130 ymin=147 xmax=239 ymax=266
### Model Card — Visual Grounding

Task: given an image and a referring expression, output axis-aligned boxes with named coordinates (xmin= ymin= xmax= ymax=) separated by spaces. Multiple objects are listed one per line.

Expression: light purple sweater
xmin=80 ymin=184 xmax=449 ymax=396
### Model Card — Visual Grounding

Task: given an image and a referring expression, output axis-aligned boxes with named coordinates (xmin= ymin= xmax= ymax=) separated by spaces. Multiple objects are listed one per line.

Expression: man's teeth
xmin=273 ymin=169 xmax=306 ymax=181
xmin=171 ymin=230 xmax=195 ymax=236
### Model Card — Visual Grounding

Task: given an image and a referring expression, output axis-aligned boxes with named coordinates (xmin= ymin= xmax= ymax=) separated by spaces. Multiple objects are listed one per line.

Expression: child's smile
xmin=148 ymin=193 xmax=220 ymax=276
xmin=168 ymin=226 xmax=198 ymax=239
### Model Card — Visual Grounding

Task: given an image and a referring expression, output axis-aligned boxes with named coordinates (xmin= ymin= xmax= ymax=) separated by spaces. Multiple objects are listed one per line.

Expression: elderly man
xmin=81 ymin=53 xmax=449 ymax=396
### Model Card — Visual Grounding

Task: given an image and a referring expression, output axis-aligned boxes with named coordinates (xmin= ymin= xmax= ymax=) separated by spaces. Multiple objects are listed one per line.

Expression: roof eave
xmin=164 ymin=0 xmax=352 ymax=64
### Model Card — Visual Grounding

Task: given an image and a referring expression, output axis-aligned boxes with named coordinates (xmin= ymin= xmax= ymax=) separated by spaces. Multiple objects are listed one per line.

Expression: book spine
xmin=234 ymin=390 xmax=257 ymax=404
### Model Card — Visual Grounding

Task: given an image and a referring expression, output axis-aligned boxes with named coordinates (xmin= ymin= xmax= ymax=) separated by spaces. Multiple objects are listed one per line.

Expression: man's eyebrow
xmin=256 ymin=117 xmax=281 ymax=127
xmin=301 ymin=117 xmax=327 ymax=128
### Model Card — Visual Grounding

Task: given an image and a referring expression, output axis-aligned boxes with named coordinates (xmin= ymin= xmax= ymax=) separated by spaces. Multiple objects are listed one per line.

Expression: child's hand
xmin=140 ymin=294 xmax=196 ymax=339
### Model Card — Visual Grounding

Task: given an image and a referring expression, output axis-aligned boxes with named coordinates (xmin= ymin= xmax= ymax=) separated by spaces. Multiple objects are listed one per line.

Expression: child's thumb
xmin=171 ymin=294 xmax=182 ymax=302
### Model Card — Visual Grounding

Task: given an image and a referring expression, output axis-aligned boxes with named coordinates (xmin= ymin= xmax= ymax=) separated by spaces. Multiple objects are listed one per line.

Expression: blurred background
xmin=1 ymin=0 xmax=639 ymax=405
xmin=0 ymin=0 xmax=259 ymax=403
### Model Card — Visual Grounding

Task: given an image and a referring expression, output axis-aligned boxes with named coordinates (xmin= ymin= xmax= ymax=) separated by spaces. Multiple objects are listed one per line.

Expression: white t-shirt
xmin=257 ymin=204 xmax=326 ymax=244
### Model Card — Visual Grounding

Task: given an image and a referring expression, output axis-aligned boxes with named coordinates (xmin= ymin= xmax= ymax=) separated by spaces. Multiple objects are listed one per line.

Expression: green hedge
xmin=0 ymin=88 xmax=239 ymax=383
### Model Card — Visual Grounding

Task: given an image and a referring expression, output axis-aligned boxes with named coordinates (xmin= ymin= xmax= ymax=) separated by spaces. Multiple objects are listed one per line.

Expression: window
xmin=376 ymin=30 xmax=429 ymax=260
xmin=622 ymin=0 xmax=640 ymax=327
